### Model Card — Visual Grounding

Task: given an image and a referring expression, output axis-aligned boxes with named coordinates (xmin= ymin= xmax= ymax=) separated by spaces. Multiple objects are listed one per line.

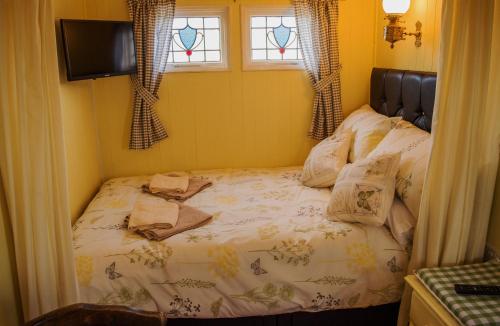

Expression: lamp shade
xmin=382 ymin=0 xmax=410 ymax=14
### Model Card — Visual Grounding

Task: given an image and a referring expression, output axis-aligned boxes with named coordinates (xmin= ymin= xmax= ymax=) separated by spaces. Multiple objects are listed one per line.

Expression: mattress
xmin=73 ymin=167 xmax=408 ymax=318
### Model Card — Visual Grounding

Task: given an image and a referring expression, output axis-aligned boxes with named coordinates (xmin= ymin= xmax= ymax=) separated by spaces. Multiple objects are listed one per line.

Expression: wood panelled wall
xmin=54 ymin=0 xmax=103 ymax=222
xmin=84 ymin=0 xmax=376 ymax=179
xmin=375 ymin=0 xmax=442 ymax=72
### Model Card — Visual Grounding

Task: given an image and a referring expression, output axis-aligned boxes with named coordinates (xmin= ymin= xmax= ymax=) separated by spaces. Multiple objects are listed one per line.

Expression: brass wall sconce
xmin=383 ymin=0 xmax=422 ymax=48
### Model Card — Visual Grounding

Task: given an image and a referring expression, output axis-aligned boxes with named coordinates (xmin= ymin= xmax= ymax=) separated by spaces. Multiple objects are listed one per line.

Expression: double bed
xmin=73 ymin=68 xmax=437 ymax=324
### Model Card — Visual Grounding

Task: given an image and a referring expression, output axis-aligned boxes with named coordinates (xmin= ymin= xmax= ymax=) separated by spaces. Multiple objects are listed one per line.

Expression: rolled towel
xmin=149 ymin=174 xmax=190 ymax=194
xmin=128 ymin=193 xmax=179 ymax=230
xmin=143 ymin=177 xmax=212 ymax=202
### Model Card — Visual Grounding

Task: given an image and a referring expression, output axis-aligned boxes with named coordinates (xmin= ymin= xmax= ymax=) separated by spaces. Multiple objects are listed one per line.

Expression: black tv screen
xmin=61 ymin=19 xmax=137 ymax=81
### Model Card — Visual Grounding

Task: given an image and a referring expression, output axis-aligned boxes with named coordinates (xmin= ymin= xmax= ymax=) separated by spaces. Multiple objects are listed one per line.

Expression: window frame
xmin=165 ymin=6 xmax=229 ymax=73
xmin=241 ymin=5 xmax=304 ymax=71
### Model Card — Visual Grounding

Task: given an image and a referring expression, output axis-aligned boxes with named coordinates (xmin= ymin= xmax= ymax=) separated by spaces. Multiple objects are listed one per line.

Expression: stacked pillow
xmin=335 ymin=104 xmax=401 ymax=162
xmin=299 ymin=106 xmax=429 ymax=246
xmin=326 ymin=152 xmax=401 ymax=226
xmin=301 ymin=105 xmax=400 ymax=187
xmin=386 ymin=197 xmax=416 ymax=248
xmin=301 ymin=130 xmax=353 ymax=187
xmin=368 ymin=120 xmax=431 ymax=218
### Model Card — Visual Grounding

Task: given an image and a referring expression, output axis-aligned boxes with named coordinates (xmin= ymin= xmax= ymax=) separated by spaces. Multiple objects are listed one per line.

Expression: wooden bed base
xmin=169 ymin=302 xmax=400 ymax=326
xmin=27 ymin=302 xmax=399 ymax=325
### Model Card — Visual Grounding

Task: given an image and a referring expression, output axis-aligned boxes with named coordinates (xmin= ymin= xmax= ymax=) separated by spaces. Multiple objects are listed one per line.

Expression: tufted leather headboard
xmin=370 ymin=68 xmax=437 ymax=132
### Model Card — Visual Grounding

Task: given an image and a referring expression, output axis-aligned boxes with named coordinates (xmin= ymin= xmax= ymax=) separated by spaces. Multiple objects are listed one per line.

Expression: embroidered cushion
xmin=369 ymin=120 xmax=431 ymax=217
xmin=301 ymin=130 xmax=353 ymax=187
xmin=386 ymin=197 xmax=416 ymax=249
xmin=326 ymin=152 xmax=401 ymax=226
xmin=336 ymin=105 xmax=401 ymax=163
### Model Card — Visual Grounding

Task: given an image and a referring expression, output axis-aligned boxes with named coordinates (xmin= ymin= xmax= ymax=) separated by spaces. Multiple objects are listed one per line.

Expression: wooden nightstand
xmin=405 ymin=275 xmax=459 ymax=326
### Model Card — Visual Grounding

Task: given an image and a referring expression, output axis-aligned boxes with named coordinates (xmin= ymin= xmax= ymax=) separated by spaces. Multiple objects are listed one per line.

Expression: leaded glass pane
xmin=251 ymin=16 xmax=266 ymax=28
xmin=204 ymin=17 xmax=220 ymax=28
xmin=204 ymin=30 xmax=220 ymax=50
xmin=168 ymin=16 xmax=222 ymax=64
xmin=172 ymin=18 xmax=187 ymax=29
xmin=251 ymin=29 xmax=266 ymax=48
xmin=179 ymin=25 xmax=198 ymax=50
xmin=267 ymin=49 xmax=281 ymax=60
xmin=189 ymin=50 xmax=205 ymax=62
xmin=266 ymin=16 xmax=281 ymax=28
xmin=205 ymin=51 xmax=221 ymax=62
xmin=172 ymin=51 xmax=189 ymax=63
xmin=281 ymin=16 xmax=296 ymax=28
xmin=250 ymin=15 xmax=302 ymax=62
xmin=187 ymin=17 xmax=203 ymax=29
xmin=283 ymin=48 xmax=297 ymax=60
xmin=252 ymin=49 xmax=266 ymax=60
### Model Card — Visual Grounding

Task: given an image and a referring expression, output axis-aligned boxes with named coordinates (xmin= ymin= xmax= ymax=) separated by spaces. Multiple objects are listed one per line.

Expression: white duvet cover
xmin=73 ymin=167 xmax=408 ymax=318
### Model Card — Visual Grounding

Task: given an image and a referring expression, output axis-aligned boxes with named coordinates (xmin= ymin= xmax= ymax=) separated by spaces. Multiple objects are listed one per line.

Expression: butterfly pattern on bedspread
xmin=250 ymin=258 xmax=268 ymax=275
xmin=105 ymin=262 xmax=123 ymax=280
xmin=73 ymin=167 xmax=409 ymax=318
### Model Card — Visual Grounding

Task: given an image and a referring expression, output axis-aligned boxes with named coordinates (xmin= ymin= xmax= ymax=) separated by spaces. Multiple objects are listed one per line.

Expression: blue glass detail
xmin=273 ymin=24 xmax=291 ymax=48
xmin=179 ymin=25 xmax=197 ymax=50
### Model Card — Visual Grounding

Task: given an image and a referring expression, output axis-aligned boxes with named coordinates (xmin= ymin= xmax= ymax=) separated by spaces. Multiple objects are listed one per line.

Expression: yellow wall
xmin=55 ymin=0 xmax=499 ymax=256
xmin=375 ymin=0 xmax=442 ymax=72
xmin=54 ymin=0 xmax=103 ymax=222
xmin=84 ymin=0 xmax=376 ymax=179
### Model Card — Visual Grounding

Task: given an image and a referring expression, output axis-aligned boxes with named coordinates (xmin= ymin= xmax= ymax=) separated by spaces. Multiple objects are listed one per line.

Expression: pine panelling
xmin=374 ymin=0 xmax=442 ymax=72
xmin=339 ymin=0 xmax=376 ymax=115
xmin=87 ymin=0 xmax=376 ymax=179
xmin=54 ymin=0 xmax=103 ymax=222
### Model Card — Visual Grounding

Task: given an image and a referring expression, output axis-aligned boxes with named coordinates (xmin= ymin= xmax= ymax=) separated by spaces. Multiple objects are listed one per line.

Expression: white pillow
xmin=369 ymin=120 xmax=431 ymax=217
xmin=301 ymin=130 xmax=353 ymax=187
xmin=336 ymin=105 xmax=401 ymax=162
xmin=326 ymin=152 xmax=401 ymax=226
xmin=386 ymin=198 xmax=416 ymax=248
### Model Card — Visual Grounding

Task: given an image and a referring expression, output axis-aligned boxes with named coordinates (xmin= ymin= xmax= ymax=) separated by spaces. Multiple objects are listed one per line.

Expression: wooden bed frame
xmin=27 ymin=302 xmax=399 ymax=325
xmin=169 ymin=302 xmax=400 ymax=325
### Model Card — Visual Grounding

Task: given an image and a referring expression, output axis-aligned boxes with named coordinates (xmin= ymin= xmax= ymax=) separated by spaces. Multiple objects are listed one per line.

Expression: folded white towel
xmin=128 ymin=193 xmax=179 ymax=229
xmin=149 ymin=174 xmax=189 ymax=194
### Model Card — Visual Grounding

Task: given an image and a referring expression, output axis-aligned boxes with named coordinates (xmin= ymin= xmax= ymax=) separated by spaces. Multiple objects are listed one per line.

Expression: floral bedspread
xmin=73 ymin=167 xmax=408 ymax=318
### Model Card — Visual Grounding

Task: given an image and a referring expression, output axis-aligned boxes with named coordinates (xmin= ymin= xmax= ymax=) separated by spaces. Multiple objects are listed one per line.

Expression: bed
xmin=73 ymin=68 xmax=437 ymax=325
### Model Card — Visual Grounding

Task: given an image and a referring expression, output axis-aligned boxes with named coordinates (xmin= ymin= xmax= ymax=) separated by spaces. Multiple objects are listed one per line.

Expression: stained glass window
xmin=167 ymin=16 xmax=223 ymax=64
xmin=250 ymin=16 xmax=302 ymax=61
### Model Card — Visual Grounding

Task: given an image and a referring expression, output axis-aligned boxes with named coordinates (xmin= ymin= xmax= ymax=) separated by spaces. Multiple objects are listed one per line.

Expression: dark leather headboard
xmin=370 ymin=68 xmax=437 ymax=132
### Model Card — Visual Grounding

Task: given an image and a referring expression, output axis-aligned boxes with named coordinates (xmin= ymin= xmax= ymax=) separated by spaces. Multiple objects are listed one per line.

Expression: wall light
xmin=383 ymin=0 xmax=422 ymax=48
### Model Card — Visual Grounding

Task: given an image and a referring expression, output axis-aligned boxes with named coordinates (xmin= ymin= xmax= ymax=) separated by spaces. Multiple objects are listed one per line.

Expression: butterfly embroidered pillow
xmin=301 ymin=130 xmax=353 ymax=187
xmin=326 ymin=152 xmax=401 ymax=226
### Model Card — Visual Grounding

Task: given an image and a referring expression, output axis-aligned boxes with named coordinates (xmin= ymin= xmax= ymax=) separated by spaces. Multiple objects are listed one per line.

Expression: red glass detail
xmin=186 ymin=50 xmax=193 ymax=56
xmin=279 ymin=48 xmax=286 ymax=54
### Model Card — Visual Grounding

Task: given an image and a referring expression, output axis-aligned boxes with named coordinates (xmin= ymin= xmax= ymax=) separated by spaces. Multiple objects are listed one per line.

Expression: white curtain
xmin=0 ymin=0 xmax=79 ymax=321
xmin=398 ymin=0 xmax=500 ymax=324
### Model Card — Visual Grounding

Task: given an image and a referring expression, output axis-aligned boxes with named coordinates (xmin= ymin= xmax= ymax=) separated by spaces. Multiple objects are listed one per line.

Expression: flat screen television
xmin=60 ymin=19 xmax=137 ymax=81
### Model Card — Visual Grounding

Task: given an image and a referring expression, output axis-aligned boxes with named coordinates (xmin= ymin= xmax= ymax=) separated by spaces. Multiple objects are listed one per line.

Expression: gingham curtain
xmin=128 ymin=0 xmax=175 ymax=150
xmin=294 ymin=0 xmax=343 ymax=140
